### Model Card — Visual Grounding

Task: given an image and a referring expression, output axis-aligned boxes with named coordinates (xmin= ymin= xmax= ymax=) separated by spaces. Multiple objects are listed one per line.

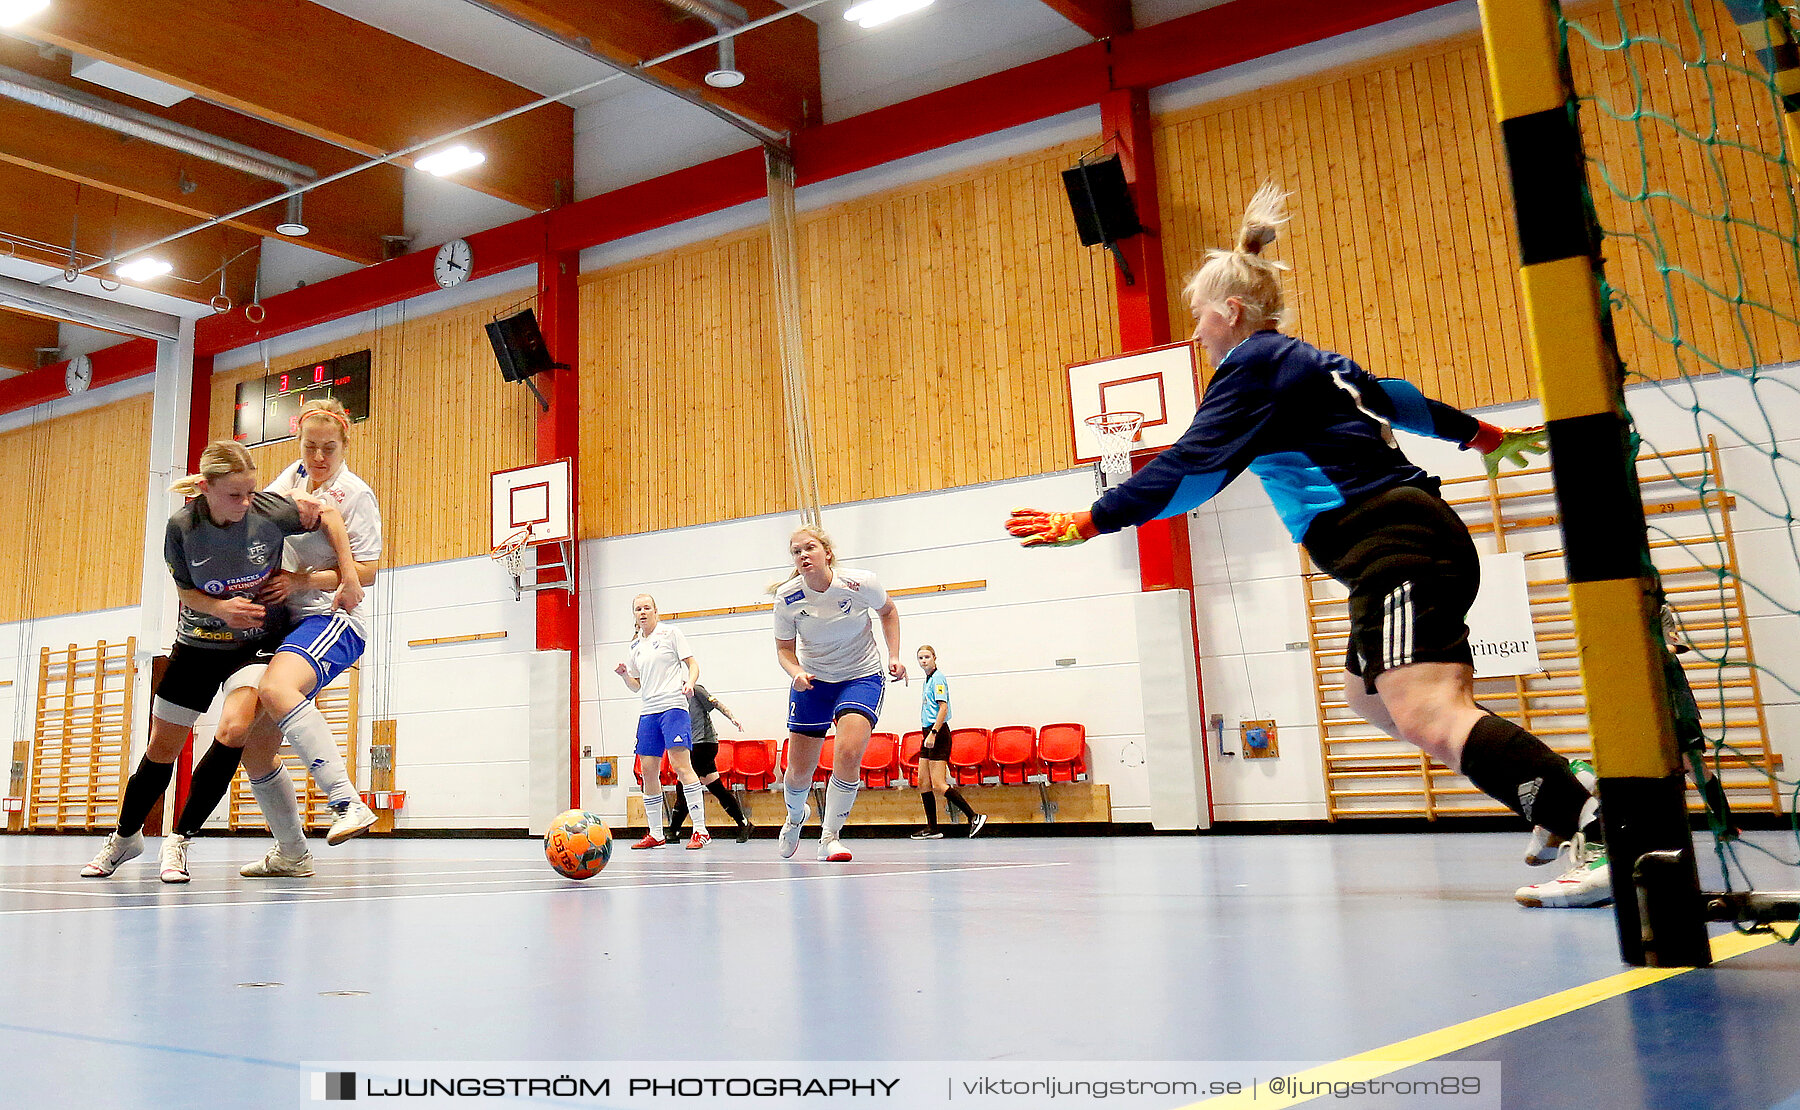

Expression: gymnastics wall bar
xmin=226 ymin=665 xmax=361 ymax=832
xmin=26 ymin=639 xmax=136 ymax=831
xmin=1304 ymin=438 xmax=1782 ymax=822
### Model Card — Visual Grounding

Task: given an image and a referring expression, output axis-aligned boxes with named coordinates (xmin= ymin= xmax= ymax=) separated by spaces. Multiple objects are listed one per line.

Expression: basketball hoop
xmin=491 ymin=526 xmax=533 ymax=581
xmin=1086 ymin=411 xmax=1145 ymax=476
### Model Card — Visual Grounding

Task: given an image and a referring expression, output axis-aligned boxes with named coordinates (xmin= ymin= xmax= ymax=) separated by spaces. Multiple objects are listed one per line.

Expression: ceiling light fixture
xmin=275 ymin=193 xmax=310 ymax=237
xmin=0 ymin=0 xmax=50 ymax=28
xmin=843 ymin=0 xmax=932 ymax=29
xmin=704 ymin=33 xmax=745 ymax=88
xmin=415 ymin=145 xmax=486 ymax=177
xmin=117 ymin=257 xmax=174 ymax=282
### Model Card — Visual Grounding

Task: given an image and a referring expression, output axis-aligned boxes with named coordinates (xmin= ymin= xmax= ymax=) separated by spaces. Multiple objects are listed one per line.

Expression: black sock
xmin=666 ymin=790 xmax=687 ymax=833
xmin=921 ymin=793 xmax=938 ymax=829
xmin=944 ymin=787 xmax=977 ymax=823
xmin=706 ymin=780 xmax=745 ymax=826
xmin=1460 ymin=715 xmax=1593 ymax=838
xmin=116 ymin=755 xmax=175 ymax=837
xmin=175 ymin=742 xmax=244 ymax=836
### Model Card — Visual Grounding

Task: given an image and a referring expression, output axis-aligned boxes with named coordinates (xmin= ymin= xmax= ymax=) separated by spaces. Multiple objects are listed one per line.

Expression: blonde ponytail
xmin=170 ymin=440 xmax=255 ymax=498
xmin=1183 ymin=182 xmax=1294 ymax=332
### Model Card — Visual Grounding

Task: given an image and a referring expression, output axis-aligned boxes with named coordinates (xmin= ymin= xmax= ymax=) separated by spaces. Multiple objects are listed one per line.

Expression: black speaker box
xmin=485 ymin=308 xmax=556 ymax=382
xmin=1062 ymin=154 xmax=1143 ymax=246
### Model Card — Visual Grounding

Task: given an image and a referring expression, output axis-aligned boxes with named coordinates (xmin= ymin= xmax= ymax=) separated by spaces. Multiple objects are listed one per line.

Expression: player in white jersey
xmin=236 ymin=398 xmax=384 ymax=878
xmin=614 ymin=594 xmax=713 ymax=849
xmin=772 ymin=524 xmax=905 ymax=862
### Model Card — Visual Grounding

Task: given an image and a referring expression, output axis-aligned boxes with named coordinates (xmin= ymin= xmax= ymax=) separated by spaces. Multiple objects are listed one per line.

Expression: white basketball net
xmin=491 ymin=528 xmax=532 ymax=579
xmin=1086 ymin=411 xmax=1145 ymax=476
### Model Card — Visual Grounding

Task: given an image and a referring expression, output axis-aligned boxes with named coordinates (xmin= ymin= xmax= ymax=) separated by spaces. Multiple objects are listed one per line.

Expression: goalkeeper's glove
xmin=1467 ymin=422 xmax=1548 ymax=478
xmin=1005 ymin=508 xmax=1098 ymax=547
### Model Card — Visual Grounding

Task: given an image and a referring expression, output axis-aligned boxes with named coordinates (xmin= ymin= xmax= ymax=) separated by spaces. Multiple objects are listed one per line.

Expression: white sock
xmin=823 ymin=776 xmax=860 ymax=839
xmin=278 ymin=701 xmax=356 ymax=807
xmin=249 ymin=767 xmax=308 ymax=857
xmin=642 ymin=792 xmax=665 ymax=840
xmin=783 ymin=782 xmax=811 ymax=826
xmin=682 ymin=781 xmax=709 ymax=836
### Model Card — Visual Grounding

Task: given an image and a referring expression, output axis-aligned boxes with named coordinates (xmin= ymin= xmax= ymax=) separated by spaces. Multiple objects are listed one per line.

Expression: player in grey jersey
xmin=81 ymin=441 xmax=360 ymax=883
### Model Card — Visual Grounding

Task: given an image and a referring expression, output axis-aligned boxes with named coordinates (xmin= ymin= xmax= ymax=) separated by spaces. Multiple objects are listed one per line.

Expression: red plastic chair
xmin=1036 ymin=722 xmax=1089 ymax=783
xmin=813 ymin=736 xmax=836 ymax=785
xmin=733 ymin=739 xmax=778 ymax=792
xmin=947 ymin=728 xmax=993 ymax=786
xmin=899 ymin=730 xmax=923 ymax=788
xmin=861 ymin=732 xmax=899 ymax=789
xmin=990 ymin=725 xmax=1041 ymax=785
xmin=712 ymin=738 xmax=736 ymax=780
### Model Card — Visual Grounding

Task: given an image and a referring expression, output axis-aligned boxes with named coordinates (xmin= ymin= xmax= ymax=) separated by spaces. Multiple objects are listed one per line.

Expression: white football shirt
xmin=266 ymin=460 xmax=384 ymax=639
xmin=628 ymin=622 xmax=694 ymax=714
xmin=772 ymin=567 xmax=889 ymax=683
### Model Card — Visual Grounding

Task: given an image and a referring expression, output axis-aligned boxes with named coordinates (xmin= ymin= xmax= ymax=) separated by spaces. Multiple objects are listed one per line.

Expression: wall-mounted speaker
xmin=485 ymin=308 xmax=556 ymax=383
xmin=1061 ymin=154 xmax=1143 ymax=246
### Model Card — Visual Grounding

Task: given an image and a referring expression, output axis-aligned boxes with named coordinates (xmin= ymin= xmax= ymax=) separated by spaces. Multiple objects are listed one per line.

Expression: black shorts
xmin=689 ymin=740 xmax=719 ymax=778
xmin=919 ymin=722 xmax=951 ymax=762
xmin=1304 ymin=484 xmax=1479 ymax=695
xmin=152 ymin=640 xmax=278 ymax=728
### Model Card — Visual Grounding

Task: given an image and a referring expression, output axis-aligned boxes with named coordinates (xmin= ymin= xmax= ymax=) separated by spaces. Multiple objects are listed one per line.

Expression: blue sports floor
xmin=0 ymin=830 xmax=1795 ymax=1109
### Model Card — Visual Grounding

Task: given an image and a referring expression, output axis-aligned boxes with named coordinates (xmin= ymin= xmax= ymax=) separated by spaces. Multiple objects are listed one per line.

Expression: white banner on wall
xmin=1468 ymin=551 xmax=1541 ymax=678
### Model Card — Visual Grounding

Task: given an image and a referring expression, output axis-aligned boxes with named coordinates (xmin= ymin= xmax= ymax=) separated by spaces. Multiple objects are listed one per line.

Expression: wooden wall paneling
xmin=0 ymin=395 xmax=150 ymax=623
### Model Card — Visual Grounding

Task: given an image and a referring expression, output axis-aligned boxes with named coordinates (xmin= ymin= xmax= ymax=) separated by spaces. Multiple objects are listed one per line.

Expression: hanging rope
xmin=765 ymin=146 xmax=824 ymax=526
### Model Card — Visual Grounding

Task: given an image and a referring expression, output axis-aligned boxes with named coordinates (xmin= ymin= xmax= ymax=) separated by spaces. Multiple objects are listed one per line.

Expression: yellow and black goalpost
xmin=1478 ymin=0 xmax=1713 ymax=967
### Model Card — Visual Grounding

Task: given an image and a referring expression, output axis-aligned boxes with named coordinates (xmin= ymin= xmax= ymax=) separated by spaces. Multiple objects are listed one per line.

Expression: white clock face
xmin=65 ymin=354 xmax=93 ymax=394
xmin=433 ymin=238 xmax=473 ymax=288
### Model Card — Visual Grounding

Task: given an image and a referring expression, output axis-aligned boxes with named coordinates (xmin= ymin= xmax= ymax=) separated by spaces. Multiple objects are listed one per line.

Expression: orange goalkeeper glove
xmin=1006 ymin=508 xmax=1098 ymax=547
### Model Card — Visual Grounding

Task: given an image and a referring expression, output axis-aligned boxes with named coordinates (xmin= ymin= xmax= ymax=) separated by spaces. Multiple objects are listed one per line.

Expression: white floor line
xmin=0 ymin=859 xmax=1069 ymax=916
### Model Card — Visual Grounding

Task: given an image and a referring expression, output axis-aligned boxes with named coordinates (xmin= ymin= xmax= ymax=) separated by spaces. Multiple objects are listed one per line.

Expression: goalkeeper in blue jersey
xmin=1007 ymin=184 xmax=1606 ymax=909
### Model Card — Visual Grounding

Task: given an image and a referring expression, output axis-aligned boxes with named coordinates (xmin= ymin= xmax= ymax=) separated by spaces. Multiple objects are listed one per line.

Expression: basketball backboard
xmin=490 ymin=458 xmax=572 ymax=549
xmin=1066 ymin=342 xmax=1201 ymax=464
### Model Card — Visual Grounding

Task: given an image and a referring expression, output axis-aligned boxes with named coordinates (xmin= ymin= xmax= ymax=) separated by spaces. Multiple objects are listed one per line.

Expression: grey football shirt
xmin=164 ymin=491 xmax=310 ymax=648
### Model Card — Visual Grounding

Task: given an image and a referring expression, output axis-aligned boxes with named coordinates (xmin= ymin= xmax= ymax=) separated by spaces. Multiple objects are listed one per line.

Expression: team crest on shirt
xmin=838 ymin=598 xmax=853 ymax=614
xmin=247 ymin=538 xmax=271 ymax=564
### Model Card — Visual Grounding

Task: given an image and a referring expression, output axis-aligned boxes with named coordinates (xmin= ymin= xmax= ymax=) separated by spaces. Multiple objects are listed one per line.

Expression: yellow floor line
xmin=1190 ymin=930 xmax=1782 ymax=1109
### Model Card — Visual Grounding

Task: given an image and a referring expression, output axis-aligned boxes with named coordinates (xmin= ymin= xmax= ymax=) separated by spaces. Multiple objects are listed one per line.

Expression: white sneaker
xmin=81 ymin=831 xmax=143 ymax=878
xmin=326 ymin=800 xmax=378 ymax=846
xmin=159 ymin=834 xmax=192 ymax=884
xmin=240 ymin=846 xmax=315 ymax=877
xmin=1515 ymin=833 xmax=1612 ymax=907
xmin=778 ymin=804 xmax=811 ymax=860
xmin=818 ymin=834 xmax=852 ymax=862
xmin=1524 ymin=759 xmax=1598 ymax=865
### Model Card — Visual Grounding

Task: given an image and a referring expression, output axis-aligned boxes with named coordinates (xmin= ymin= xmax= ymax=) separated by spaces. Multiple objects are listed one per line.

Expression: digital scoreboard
xmin=234 ymin=349 xmax=370 ymax=447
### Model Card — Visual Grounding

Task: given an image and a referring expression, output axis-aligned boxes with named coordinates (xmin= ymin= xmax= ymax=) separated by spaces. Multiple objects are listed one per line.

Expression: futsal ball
xmin=545 ymin=809 xmax=613 ymax=880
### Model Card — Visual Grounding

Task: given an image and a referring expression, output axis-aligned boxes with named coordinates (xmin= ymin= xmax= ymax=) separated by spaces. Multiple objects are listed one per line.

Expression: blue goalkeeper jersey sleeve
xmin=1088 ymin=330 xmax=1484 ymax=543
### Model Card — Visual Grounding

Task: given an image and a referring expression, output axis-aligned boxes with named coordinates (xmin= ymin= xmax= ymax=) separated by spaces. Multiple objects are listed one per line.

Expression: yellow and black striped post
xmin=1478 ymin=0 xmax=1711 ymax=967
xmin=1718 ymin=0 xmax=1800 ymax=166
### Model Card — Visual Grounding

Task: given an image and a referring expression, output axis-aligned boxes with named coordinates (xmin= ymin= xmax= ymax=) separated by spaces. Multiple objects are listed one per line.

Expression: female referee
xmin=773 ymin=524 xmax=906 ymax=863
xmin=912 ymin=645 xmax=985 ymax=839
xmin=1006 ymin=184 xmax=1607 ymax=909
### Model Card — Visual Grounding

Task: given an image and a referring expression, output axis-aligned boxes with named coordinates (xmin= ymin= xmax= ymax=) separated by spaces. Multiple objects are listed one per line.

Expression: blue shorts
xmin=275 ymin=613 xmax=366 ymax=695
xmin=635 ymin=707 xmax=693 ymax=757
xmin=788 ymin=673 xmax=885 ymax=737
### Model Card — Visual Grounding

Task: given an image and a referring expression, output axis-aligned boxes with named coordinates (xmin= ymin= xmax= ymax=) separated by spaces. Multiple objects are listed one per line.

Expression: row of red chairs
xmin=640 ymin=725 xmax=1089 ymax=791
